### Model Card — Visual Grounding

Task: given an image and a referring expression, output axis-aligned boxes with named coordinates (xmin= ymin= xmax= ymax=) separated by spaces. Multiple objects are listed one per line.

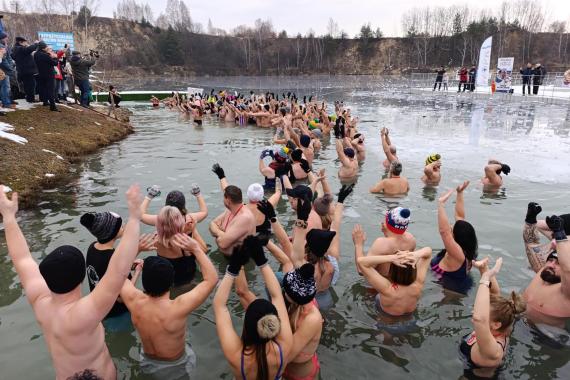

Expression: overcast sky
xmin=96 ymin=0 xmax=570 ymax=37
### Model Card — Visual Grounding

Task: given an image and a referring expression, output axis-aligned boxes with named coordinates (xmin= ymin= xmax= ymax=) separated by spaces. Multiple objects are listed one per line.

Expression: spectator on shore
xmin=519 ymin=63 xmax=533 ymax=96
xmin=442 ymin=72 xmax=449 ymax=91
xmin=468 ymin=65 xmax=476 ymax=91
xmin=0 ymin=31 xmax=16 ymax=109
xmin=55 ymin=50 xmax=68 ymax=102
xmin=458 ymin=67 xmax=468 ymax=92
xmin=34 ymin=41 xmax=59 ymax=112
xmin=532 ymin=63 xmax=546 ymax=95
xmin=11 ymin=37 xmax=38 ymax=103
xmin=433 ymin=66 xmax=445 ymax=91
xmin=108 ymin=85 xmax=121 ymax=107
xmin=70 ymin=50 xmax=97 ymax=107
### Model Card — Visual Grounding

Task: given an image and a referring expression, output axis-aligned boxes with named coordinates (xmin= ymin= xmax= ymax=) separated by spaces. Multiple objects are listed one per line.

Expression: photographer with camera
xmin=70 ymin=49 xmax=98 ymax=107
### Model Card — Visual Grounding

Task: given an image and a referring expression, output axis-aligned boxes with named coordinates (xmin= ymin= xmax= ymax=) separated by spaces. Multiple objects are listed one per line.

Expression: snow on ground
xmin=0 ymin=122 xmax=27 ymax=144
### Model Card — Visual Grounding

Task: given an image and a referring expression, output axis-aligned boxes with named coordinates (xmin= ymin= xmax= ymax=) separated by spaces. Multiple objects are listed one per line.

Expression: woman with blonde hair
xmin=461 ymin=257 xmax=526 ymax=376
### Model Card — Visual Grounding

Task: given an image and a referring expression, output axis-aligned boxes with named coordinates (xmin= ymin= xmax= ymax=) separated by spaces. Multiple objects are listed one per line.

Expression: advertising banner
xmin=38 ymin=32 xmax=74 ymax=51
xmin=476 ymin=36 xmax=492 ymax=87
xmin=495 ymin=57 xmax=514 ymax=93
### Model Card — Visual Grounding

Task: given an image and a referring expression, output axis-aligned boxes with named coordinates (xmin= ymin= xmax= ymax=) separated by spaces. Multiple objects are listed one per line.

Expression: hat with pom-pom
xmin=385 ymin=207 xmax=411 ymax=235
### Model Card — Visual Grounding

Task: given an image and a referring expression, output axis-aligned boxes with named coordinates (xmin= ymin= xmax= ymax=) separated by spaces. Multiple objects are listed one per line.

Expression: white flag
xmin=476 ymin=36 xmax=493 ymax=87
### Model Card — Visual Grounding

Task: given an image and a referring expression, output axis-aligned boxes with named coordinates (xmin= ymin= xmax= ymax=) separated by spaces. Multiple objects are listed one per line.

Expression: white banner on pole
xmin=476 ymin=36 xmax=492 ymax=87
xmin=495 ymin=57 xmax=514 ymax=93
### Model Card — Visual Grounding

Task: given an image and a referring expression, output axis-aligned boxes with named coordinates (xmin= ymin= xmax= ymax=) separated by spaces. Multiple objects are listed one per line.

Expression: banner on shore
xmin=476 ymin=36 xmax=492 ymax=87
xmin=38 ymin=32 xmax=74 ymax=51
xmin=495 ymin=57 xmax=514 ymax=93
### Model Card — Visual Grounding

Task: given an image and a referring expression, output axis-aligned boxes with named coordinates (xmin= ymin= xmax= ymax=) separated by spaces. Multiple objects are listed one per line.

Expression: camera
xmin=89 ymin=49 xmax=100 ymax=58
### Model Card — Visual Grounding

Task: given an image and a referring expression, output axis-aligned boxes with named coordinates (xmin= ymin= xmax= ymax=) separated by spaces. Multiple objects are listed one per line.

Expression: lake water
xmin=1 ymin=77 xmax=570 ymax=379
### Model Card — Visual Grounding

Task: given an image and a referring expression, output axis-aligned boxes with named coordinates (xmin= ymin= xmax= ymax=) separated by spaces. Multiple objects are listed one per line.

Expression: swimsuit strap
xmin=275 ymin=340 xmax=284 ymax=380
xmin=241 ymin=348 xmax=247 ymax=380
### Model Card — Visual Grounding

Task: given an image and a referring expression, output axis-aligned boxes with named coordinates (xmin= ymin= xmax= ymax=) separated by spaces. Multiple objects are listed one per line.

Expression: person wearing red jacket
xmin=458 ymin=67 xmax=468 ymax=92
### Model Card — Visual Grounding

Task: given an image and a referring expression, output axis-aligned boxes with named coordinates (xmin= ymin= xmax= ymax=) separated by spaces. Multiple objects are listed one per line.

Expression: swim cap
xmin=39 ymin=246 xmax=86 ymax=294
xmin=282 ymin=264 xmax=316 ymax=305
xmin=306 ymin=228 xmax=336 ymax=257
xmin=80 ymin=211 xmax=122 ymax=244
xmin=425 ymin=153 xmax=441 ymax=166
xmin=247 ymin=183 xmax=264 ymax=202
xmin=291 ymin=149 xmax=303 ymax=162
xmin=311 ymin=129 xmax=322 ymax=138
xmin=308 ymin=120 xmax=317 ymax=129
xmin=165 ymin=190 xmax=187 ymax=215
xmin=385 ymin=207 xmax=411 ymax=235
xmin=300 ymin=135 xmax=311 ymax=148
xmin=344 ymin=147 xmax=355 ymax=158
xmin=313 ymin=194 xmax=333 ymax=216
xmin=244 ymin=299 xmax=280 ymax=344
xmin=142 ymin=256 xmax=174 ymax=297
xmin=329 ymin=114 xmax=337 ymax=122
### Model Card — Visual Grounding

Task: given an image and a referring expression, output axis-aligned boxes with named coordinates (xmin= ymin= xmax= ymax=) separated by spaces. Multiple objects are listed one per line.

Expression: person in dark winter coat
xmin=468 ymin=66 xmax=476 ymax=92
xmin=519 ymin=63 xmax=533 ymax=95
xmin=33 ymin=41 xmax=59 ymax=111
xmin=70 ymin=51 xmax=96 ymax=107
xmin=532 ymin=63 xmax=546 ymax=95
xmin=458 ymin=67 xmax=468 ymax=92
xmin=11 ymin=36 xmax=38 ymax=102
xmin=433 ymin=66 xmax=445 ymax=91
xmin=0 ymin=31 xmax=16 ymax=108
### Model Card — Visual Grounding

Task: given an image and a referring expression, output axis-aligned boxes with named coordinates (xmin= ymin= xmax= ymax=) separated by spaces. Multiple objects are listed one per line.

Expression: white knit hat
xmin=247 ymin=183 xmax=264 ymax=202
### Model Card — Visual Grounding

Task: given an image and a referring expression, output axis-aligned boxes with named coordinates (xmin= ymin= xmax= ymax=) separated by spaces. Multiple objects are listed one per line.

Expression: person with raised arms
xmin=120 ymin=233 xmax=217 ymax=377
xmin=380 ymin=127 xmax=398 ymax=170
xmin=460 ymin=257 xmax=525 ymax=377
xmin=421 ymin=154 xmax=442 ymax=185
xmin=481 ymin=159 xmax=510 ymax=188
xmin=213 ymin=235 xmax=293 ymax=380
xmin=353 ymin=224 xmax=432 ymax=316
xmin=431 ymin=181 xmax=478 ymax=294
xmin=369 ymin=161 xmax=410 ymax=195
xmin=0 ymin=184 xmax=142 ymax=380
xmin=522 ymin=204 xmax=570 ymax=327
xmin=354 ymin=206 xmax=416 ymax=277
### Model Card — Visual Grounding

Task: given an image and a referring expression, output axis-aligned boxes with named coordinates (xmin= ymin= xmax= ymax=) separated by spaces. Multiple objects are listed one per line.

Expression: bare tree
xmin=549 ymin=21 xmax=566 ymax=60
xmin=326 ymin=18 xmax=339 ymax=38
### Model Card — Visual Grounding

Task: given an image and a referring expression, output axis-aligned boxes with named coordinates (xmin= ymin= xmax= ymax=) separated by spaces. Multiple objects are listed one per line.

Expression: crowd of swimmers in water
xmin=1 ymin=90 xmax=569 ymax=380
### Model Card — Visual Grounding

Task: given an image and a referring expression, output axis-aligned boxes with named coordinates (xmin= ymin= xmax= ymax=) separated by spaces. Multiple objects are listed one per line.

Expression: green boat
xmin=90 ymin=90 xmax=191 ymax=102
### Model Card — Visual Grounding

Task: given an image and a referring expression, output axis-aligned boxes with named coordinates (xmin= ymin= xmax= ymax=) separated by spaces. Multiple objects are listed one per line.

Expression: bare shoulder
xmin=370 ymin=237 xmax=394 ymax=254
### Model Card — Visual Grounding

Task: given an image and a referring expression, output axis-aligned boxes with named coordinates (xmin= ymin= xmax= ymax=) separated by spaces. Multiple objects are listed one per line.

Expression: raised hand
xmin=456 ymin=180 xmax=470 ymax=193
xmin=138 ymin=233 xmax=157 ymax=253
xmin=212 ymin=163 xmax=226 ymax=180
xmin=352 ymin=224 xmax=366 ymax=246
xmin=0 ymin=185 xmax=18 ymax=218
xmin=438 ymin=189 xmax=454 ymax=204
xmin=146 ymin=185 xmax=161 ymax=199
xmin=546 ymin=215 xmax=567 ymax=241
xmin=257 ymin=200 xmax=276 ymax=220
xmin=126 ymin=184 xmax=143 ymax=219
xmin=191 ymin=184 xmax=201 ymax=196
xmin=172 ymin=233 xmax=201 ymax=254
xmin=296 ymin=195 xmax=312 ymax=222
xmin=525 ymin=202 xmax=542 ymax=224
xmin=227 ymin=240 xmax=251 ymax=276
xmin=247 ymin=235 xmax=268 ymax=267
xmin=500 ymin=164 xmax=511 ymax=176
xmin=472 ymin=256 xmax=490 ymax=274
xmin=485 ymin=257 xmax=503 ymax=279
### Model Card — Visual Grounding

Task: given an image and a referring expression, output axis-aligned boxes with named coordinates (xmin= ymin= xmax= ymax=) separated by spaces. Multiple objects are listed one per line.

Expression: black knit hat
xmin=142 ymin=256 xmax=174 ymax=297
xmin=80 ymin=212 xmax=122 ymax=244
xmin=166 ymin=190 xmax=187 ymax=215
xmin=282 ymin=263 xmax=316 ymax=305
xmin=39 ymin=245 xmax=86 ymax=294
xmin=306 ymin=229 xmax=336 ymax=258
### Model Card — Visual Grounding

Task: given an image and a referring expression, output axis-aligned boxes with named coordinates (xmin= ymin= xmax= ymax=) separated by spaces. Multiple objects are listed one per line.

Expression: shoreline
xmin=0 ymin=104 xmax=133 ymax=208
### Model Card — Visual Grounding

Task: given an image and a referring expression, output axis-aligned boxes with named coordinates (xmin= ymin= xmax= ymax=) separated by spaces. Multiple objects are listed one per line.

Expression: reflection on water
xmin=1 ymin=78 xmax=570 ymax=379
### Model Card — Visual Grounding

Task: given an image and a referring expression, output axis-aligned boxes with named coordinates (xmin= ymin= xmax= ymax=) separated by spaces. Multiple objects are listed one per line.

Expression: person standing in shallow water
xmin=522 ymin=204 xmax=570 ymax=328
xmin=432 ymin=182 xmax=478 ymax=294
xmin=460 ymin=257 xmax=525 ymax=378
xmin=0 ymin=184 xmax=143 ymax=380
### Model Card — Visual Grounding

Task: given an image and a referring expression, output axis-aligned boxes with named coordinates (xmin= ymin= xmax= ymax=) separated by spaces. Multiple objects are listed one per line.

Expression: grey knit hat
xmin=80 ymin=212 xmax=122 ymax=244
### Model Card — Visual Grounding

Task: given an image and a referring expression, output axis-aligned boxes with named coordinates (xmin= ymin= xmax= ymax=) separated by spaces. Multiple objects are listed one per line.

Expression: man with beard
xmin=523 ymin=203 xmax=570 ymax=328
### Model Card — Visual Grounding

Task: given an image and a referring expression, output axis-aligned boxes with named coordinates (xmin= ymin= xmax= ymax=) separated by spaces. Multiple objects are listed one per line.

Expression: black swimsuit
xmin=460 ymin=331 xmax=506 ymax=369
xmin=158 ymin=233 xmax=197 ymax=286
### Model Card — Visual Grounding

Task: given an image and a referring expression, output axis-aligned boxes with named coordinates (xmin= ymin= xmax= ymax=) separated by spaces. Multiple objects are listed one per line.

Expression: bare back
xmin=369 ymin=235 xmax=417 ymax=276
